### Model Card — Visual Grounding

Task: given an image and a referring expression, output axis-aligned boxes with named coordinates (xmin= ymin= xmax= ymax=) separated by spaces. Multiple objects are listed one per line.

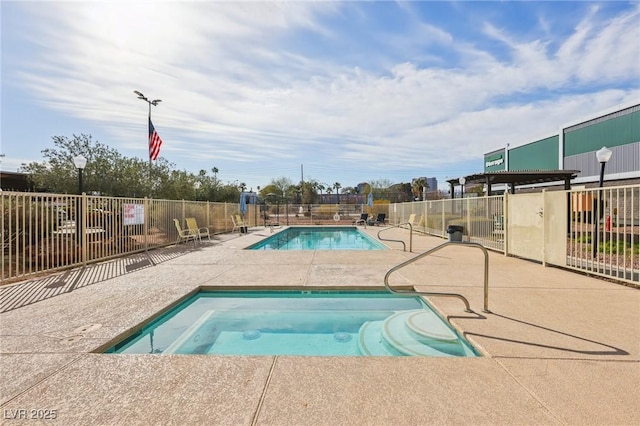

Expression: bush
xmin=312 ymin=205 xmax=339 ymax=218
xmin=599 ymin=240 xmax=640 ymax=255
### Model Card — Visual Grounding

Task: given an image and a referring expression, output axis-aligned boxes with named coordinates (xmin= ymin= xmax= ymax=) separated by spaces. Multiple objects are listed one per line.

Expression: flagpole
xmin=148 ymin=102 xmax=152 ymax=169
xmin=134 ymin=91 xmax=162 ymax=195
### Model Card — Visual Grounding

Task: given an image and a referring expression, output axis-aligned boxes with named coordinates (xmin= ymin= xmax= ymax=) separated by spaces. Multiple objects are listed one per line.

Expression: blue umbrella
xmin=367 ymin=192 xmax=373 ymax=208
xmin=239 ymin=191 xmax=247 ymax=216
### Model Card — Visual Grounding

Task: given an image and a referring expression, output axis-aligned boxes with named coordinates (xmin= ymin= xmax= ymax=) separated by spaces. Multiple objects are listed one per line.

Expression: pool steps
xmin=358 ymin=309 xmax=471 ymax=357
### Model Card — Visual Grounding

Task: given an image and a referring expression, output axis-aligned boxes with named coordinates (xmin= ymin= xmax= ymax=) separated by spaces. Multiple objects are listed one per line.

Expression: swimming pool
xmin=248 ymin=226 xmax=386 ymax=250
xmin=105 ymin=291 xmax=478 ymax=357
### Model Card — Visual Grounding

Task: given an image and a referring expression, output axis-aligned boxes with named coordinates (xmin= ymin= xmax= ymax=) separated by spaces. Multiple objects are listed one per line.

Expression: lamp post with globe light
xmin=458 ymin=177 xmax=466 ymax=216
xmin=73 ymin=155 xmax=87 ymax=246
xmin=592 ymin=147 xmax=612 ymax=258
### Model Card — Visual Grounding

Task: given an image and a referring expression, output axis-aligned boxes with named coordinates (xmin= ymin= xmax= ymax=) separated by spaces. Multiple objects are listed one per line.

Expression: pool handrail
xmin=384 ymin=241 xmax=490 ymax=313
xmin=378 ymin=222 xmax=413 ymax=252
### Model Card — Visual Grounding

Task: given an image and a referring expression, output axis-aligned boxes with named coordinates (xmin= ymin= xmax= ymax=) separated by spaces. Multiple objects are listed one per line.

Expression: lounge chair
xmin=406 ymin=214 xmax=416 ymax=227
xmin=354 ymin=213 xmax=368 ymax=226
xmin=186 ymin=217 xmax=211 ymax=241
xmin=373 ymin=213 xmax=386 ymax=226
xmin=173 ymin=219 xmax=199 ymax=245
xmin=401 ymin=213 xmax=422 ymax=229
xmin=231 ymin=215 xmax=248 ymax=233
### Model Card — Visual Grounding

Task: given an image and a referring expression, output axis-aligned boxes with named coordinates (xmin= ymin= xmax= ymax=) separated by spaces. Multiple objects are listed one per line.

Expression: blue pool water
xmin=105 ymin=291 xmax=479 ymax=357
xmin=248 ymin=226 xmax=386 ymax=250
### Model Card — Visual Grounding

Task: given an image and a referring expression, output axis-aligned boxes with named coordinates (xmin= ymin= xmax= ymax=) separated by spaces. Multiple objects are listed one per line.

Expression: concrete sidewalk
xmin=1 ymin=227 xmax=638 ymax=425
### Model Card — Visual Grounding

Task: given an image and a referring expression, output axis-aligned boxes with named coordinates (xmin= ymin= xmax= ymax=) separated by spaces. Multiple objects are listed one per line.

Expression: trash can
xmin=446 ymin=225 xmax=464 ymax=242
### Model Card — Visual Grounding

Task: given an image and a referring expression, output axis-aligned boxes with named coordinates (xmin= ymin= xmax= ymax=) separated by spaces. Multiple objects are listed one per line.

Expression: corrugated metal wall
xmin=565 ymin=142 xmax=640 ymax=178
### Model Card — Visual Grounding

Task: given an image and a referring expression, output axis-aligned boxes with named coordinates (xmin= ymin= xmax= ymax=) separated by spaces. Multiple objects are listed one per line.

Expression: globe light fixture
xmin=459 ymin=177 xmax=466 ymax=198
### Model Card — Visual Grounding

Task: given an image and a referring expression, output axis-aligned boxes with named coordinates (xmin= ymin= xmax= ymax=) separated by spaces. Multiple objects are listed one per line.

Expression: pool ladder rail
xmin=384 ymin=241 xmax=491 ymax=314
xmin=377 ymin=222 xmax=413 ymax=252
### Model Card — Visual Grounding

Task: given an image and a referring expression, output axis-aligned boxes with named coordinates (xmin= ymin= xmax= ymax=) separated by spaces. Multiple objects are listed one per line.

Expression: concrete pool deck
xmin=0 ymin=226 xmax=638 ymax=425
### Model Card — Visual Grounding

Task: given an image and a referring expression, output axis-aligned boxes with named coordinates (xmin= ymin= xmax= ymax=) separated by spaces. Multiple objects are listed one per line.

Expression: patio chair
xmin=231 ymin=215 xmax=248 ymax=233
xmin=402 ymin=214 xmax=423 ymax=229
xmin=405 ymin=214 xmax=416 ymax=227
xmin=186 ymin=217 xmax=211 ymax=241
xmin=173 ymin=219 xmax=199 ymax=245
xmin=373 ymin=213 xmax=386 ymax=226
xmin=354 ymin=213 xmax=368 ymax=226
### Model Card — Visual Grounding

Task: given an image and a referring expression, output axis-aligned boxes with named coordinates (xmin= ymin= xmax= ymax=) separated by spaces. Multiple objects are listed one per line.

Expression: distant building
xmin=426 ymin=177 xmax=437 ymax=192
xmin=483 ymin=101 xmax=639 ymax=190
xmin=0 ymin=171 xmax=31 ymax=191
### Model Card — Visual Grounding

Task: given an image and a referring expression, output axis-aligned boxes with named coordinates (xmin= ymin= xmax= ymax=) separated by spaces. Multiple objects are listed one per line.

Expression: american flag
xmin=148 ymin=117 xmax=163 ymax=161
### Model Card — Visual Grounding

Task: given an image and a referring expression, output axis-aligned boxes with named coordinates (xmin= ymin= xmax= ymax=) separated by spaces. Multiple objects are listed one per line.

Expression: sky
xmin=1 ymin=1 xmax=639 ymax=192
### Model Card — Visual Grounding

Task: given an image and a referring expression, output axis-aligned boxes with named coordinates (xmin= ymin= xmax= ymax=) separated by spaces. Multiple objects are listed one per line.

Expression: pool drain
xmin=242 ymin=330 xmax=261 ymax=340
xmin=333 ymin=332 xmax=352 ymax=343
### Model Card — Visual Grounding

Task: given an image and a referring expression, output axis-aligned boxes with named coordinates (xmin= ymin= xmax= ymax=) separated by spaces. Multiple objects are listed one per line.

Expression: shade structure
xmin=240 ymin=192 xmax=247 ymax=215
xmin=367 ymin=192 xmax=373 ymax=207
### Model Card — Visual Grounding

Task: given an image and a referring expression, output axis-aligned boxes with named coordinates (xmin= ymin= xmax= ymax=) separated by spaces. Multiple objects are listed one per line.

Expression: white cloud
xmin=3 ymin=1 xmax=639 ymax=187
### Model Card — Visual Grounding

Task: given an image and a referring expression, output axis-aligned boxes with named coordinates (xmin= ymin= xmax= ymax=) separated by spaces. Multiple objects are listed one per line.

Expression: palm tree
xmin=412 ymin=178 xmax=428 ymax=201
xmin=333 ymin=182 xmax=341 ymax=204
xmin=317 ymin=184 xmax=325 ymax=203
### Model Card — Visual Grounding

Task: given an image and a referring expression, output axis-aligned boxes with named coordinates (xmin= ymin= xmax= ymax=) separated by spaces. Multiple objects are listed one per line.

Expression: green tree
xmin=369 ymin=179 xmax=393 ymax=197
xmin=216 ymin=183 xmax=242 ymax=203
xmin=22 ymin=134 xmax=126 ymax=195
xmin=272 ymin=177 xmax=294 ymax=196
xmin=109 ymin=156 xmax=151 ymax=197
xmin=259 ymin=184 xmax=281 ymax=198
xmin=386 ymin=182 xmax=413 ymax=202
xmin=300 ymin=179 xmax=320 ymax=204
xmin=21 ymin=134 xmax=242 ymax=201
xmin=196 ymin=167 xmax=224 ymax=201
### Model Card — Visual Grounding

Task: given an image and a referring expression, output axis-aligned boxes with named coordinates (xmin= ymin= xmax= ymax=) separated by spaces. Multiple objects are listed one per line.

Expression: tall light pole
xmin=73 ymin=155 xmax=87 ymax=246
xmin=593 ymin=146 xmax=612 ymax=257
xmin=133 ymin=90 xmax=161 ymax=167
